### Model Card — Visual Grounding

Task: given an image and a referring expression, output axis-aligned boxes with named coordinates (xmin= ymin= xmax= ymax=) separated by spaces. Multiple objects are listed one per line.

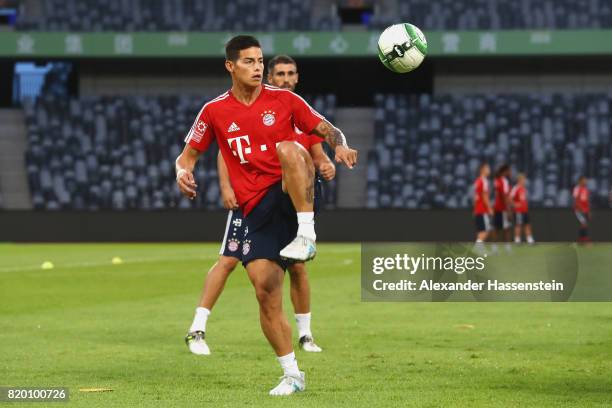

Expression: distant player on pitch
xmin=473 ymin=163 xmax=493 ymax=249
xmin=185 ymin=55 xmax=334 ymax=358
xmin=492 ymin=164 xmax=513 ymax=252
xmin=510 ymin=173 xmax=534 ymax=244
xmin=573 ymin=176 xmax=590 ymax=243
xmin=176 ymin=36 xmax=357 ymax=396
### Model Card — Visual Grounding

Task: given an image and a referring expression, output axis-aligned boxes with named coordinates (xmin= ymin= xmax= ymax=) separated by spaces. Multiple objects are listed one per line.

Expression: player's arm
xmin=311 ymin=120 xmax=358 ymax=169
xmin=504 ymin=192 xmax=513 ymax=210
xmin=217 ymin=151 xmax=239 ymax=210
xmin=310 ymin=143 xmax=335 ymax=181
xmin=482 ymin=191 xmax=493 ymax=215
xmin=175 ymin=144 xmax=203 ymax=199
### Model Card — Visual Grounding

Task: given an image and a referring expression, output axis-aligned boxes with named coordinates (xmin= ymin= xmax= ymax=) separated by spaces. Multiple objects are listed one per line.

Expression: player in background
xmin=573 ymin=176 xmax=590 ymax=243
xmin=510 ymin=173 xmax=535 ymax=244
xmin=492 ymin=164 xmax=513 ymax=252
xmin=175 ymin=36 xmax=357 ymax=396
xmin=473 ymin=163 xmax=492 ymax=252
xmin=185 ymin=55 xmax=333 ymax=357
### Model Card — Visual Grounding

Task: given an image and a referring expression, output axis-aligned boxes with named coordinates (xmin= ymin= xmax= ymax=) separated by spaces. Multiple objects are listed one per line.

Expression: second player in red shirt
xmin=510 ymin=173 xmax=534 ymax=244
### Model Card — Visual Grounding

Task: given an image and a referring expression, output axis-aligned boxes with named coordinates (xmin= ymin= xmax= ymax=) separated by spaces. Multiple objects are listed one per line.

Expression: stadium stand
xmin=22 ymin=73 xmax=338 ymax=211
xmin=15 ymin=0 xmax=611 ymax=31
xmin=367 ymin=93 xmax=612 ymax=209
xmin=369 ymin=0 xmax=612 ymax=30
xmin=15 ymin=0 xmax=341 ymax=31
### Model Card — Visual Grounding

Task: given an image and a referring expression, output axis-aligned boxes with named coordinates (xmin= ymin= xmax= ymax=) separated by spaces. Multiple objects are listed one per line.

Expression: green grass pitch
xmin=1 ymin=243 xmax=611 ymax=407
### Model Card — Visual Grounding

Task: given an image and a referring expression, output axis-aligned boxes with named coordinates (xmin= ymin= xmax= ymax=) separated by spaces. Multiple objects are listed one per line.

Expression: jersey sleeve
xmin=289 ymin=92 xmax=326 ymax=135
xmin=184 ymin=106 xmax=215 ymax=152
xmin=475 ymin=180 xmax=483 ymax=195
xmin=510 ymin=186 xmax=518 ymax=200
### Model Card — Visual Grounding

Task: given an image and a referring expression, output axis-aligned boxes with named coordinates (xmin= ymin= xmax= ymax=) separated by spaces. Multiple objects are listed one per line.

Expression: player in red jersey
xmin=510 ymin=173 xmax=534 ymax=244
xmin=473 ymin=163 xmax=493 ymax=244
xmin=573 ymin=176 xmax=590 ymax=242
xmin=175 ymin=36 xmax=357 ymax=396
xmin=492 ymin=164 xmax=513 ymax=251
xmin=185 ymin=55 xmax=332 ymax=358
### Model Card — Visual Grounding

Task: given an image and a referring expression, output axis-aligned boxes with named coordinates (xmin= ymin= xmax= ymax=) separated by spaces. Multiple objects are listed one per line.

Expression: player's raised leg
xmin=288 ymin=262 xmax=322 ymax=352
xmin=277 ymin=141 xmax=317 ymax=261
xmin=246 ymin=259 xmax=305 ymax=395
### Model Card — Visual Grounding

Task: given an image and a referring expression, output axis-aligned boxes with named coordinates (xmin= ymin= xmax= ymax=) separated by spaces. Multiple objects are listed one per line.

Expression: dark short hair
xmin=267 ymin=55 xmax=297 ymax=73
xmin=225 ymin=35 xmax=261 ymax=62
xmin=495 ymin=164 xmax=510 ymax=177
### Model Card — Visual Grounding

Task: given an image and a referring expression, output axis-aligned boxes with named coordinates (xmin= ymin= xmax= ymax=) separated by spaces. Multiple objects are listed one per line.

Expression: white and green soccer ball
xmin=377 ymin=23 xmax=427 ymax=73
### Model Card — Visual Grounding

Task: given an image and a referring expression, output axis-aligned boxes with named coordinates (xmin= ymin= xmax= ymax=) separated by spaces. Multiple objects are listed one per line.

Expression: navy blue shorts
xmin=241 ymin=182 xmax=298 ymax=270
xmin=219 ymin=209 xmax=246 ymax=260
xmin=514 ymin=212 xmax=530 ymax=225
xmin=220 ymin=179 xmax=322 ymax=268
xmin=575 ymin=211 xmax=590 ymax=225
xmin=494 ymin=211 xmax=512 ymax=230
xmin=475 ymin=214 xmax=491 ymax=232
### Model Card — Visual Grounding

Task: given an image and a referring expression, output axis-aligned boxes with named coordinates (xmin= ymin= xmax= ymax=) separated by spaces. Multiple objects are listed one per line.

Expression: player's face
xmin=268 ymin=63 xmax=298 ymax=90
xmin=481 ymin=165 xmax=490 ymax=177
xmin=226 ymin=47 xmax=264 ymax=87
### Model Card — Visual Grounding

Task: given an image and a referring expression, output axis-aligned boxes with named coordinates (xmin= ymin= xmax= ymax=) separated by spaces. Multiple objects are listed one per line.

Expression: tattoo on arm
xmin=313 ymin=120 xmax=347 ymax=150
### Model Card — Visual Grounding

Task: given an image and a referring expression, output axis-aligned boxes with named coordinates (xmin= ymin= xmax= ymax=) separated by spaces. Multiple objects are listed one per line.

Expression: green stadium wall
xmin=0 ymin=30 xmax=611 ymax=58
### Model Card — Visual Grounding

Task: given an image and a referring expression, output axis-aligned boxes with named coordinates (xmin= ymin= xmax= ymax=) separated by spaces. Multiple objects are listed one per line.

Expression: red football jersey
xmin=185 ymin=85 xmax=324 ymax=215
xmin=573 ymin=185 xmax=590 ymax=213
xmin=473 ymin=176 xmax=490 ymax=215
xmin=510 ymin=185 xmax=528 ymax=213
xmin=493 ymin=176 xmax=510 ymax=212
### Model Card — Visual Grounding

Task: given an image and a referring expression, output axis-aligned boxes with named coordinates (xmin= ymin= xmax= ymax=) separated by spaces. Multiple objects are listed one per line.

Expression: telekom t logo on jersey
xmin=227 ymin=135 xmax=252 ymax=164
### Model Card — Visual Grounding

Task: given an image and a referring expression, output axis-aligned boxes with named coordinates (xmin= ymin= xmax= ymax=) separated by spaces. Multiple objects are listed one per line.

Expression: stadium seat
xmin=23 ymin=83 xmax=338 ymax=210
xmin=369 ymin=0 xmax=612 ymax=30
xmin=368 ymin=92 xmax=612 ymax=209
xmin=16 ymin=0 xmax=338 ymax=31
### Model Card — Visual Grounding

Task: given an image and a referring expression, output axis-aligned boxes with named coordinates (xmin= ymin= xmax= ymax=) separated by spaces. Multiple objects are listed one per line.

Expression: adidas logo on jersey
xmin=228 ymin=122 xmax=240 ymax=132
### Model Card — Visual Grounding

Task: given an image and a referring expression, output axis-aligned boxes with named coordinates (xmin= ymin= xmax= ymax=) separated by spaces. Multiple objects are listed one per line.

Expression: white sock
xmin=189 ymin=307 xmax=210 ymax=333
xmin=527 ymin=235 xmax=534 ymax=243
xmin=297 ymin=212 xmax=316 ymax=240
xmin=514 ymin=237 xmax=521 ymax=243
xmin=277 ymin=351 xmax=300 ymax=377
xmin=295 ymin=313 xmax=312 ymax=338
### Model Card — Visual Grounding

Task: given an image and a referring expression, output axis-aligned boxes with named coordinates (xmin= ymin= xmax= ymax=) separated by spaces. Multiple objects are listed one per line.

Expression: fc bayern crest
xmin=261 ymin=110 xmax=276 ymax=126
xmin=227 ymin=239 xmax=239 ymax=252
xmin=242 ymin=240 xmax=252 ymax=255
xmin=242 ymin=240 xmax=251 ymax=255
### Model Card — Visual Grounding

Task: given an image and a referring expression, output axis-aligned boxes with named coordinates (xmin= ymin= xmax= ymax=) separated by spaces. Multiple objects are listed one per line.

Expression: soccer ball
xmin=377 ymin=23 xmax=427 ymax=73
